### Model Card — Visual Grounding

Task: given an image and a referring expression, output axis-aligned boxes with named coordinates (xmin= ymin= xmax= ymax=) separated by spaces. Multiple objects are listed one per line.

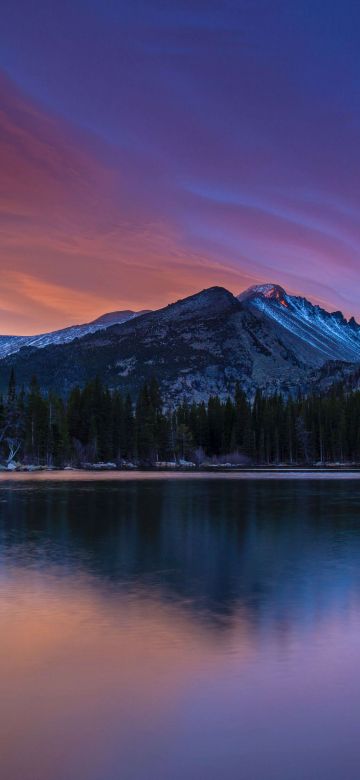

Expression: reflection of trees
xmin=1 ymin=479 xmax=360 ymax=633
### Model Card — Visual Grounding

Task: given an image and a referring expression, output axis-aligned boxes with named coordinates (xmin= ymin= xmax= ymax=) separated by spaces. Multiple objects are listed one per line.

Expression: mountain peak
xmin=91 ymin=309 xmax=150 ymax=326
xmin=238 ymin=284 xmax=288 ymax=306
xmin=161 ymin=286 xmax=239 ymax=319
xmin=238 ymin=281 xmax=360 ymax=364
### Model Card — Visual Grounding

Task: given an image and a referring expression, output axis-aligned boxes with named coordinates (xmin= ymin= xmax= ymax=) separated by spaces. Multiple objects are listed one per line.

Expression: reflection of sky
xmin=1 ymin=478 xmax=360 ymax=634
xmin=2 ymin=479 xmax=360 ymax=777
xmin=1 ymin=2 xmax=360 ymax=332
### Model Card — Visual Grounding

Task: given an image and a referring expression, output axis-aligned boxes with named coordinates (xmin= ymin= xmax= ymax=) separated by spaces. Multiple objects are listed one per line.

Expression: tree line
xmin=0 ymin=369 xmax=359 ymax=466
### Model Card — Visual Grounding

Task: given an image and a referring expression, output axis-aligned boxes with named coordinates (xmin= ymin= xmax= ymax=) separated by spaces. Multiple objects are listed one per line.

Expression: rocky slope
xmin=239 ymin=284 xmax=360 ymax=364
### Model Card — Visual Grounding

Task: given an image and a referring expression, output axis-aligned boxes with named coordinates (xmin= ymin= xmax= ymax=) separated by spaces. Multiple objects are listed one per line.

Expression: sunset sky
xmin=1 ymin=0 xmax=360 ymax=334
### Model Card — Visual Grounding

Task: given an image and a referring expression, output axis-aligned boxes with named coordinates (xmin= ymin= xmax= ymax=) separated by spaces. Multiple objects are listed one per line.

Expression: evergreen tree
xmin=2 ymin=370 xmax=360 ymax=468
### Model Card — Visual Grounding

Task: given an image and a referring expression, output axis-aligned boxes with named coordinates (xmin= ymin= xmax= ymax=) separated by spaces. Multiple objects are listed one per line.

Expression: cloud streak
xmin=1 ymin=2 xmax=360 ymax=331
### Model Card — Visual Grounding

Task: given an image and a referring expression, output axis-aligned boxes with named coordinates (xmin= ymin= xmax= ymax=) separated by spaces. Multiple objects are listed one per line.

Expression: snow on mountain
xmin=91 ymin=310 xmax=149 ymax=326
xmin=0 ymin=310 xmax=149 ymax=360
xmin=238 ymin=284 xmax=360 ymax=364
xmin=239 ymin=284 xmax=289 ymax=305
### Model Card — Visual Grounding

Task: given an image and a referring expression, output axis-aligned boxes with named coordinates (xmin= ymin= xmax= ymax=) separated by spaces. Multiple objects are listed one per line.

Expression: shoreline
xmin=1 ymin=468 xmax=360 ymax=481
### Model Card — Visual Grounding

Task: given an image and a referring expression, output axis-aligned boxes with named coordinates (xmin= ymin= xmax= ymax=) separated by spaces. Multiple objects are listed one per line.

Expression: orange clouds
xmin=0 ymin=72 xmax=254 ymax=334
xmin=3 ymin=70 xmax=353 ymax=336
xmin=0 ymin=271 xmax=124 ymax=328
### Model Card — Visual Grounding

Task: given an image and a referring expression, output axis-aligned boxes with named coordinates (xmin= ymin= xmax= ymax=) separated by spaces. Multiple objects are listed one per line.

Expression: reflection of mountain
xmin=1 ymin=479 xmax=360 ymax=633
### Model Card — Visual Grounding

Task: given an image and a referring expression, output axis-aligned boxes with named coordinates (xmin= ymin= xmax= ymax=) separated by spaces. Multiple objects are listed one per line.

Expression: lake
xmin=1 ymin=474 xmax=360 ymax=779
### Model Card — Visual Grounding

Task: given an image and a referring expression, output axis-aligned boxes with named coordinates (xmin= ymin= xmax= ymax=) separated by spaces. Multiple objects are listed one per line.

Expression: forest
xmin=0 ymin=369 xmax=359 ymax=468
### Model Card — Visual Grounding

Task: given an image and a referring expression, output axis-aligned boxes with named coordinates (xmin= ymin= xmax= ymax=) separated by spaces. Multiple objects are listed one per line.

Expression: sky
xmin=1 ymin=0 xmax=360 ymax=334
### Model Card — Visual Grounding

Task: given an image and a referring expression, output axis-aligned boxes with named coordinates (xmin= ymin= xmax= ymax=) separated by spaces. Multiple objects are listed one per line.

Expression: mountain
xmin=2 ymin=284 xmax=359 ymax=401
xmin=238 ymin=284 xmax=360 ymax=364
xmin=0 ymin=309 xmax=150 ymax=360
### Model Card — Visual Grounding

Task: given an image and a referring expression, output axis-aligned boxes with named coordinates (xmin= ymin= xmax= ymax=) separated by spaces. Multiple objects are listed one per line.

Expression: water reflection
xmin=2 ymin=479 xmax=360 ymax=630
xmin=1 ymin=478 xmax=360 ymax=779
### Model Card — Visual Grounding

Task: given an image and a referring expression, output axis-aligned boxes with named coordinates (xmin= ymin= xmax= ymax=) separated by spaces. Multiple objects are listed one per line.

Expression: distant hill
xmin=0 ymin=309 xmax=150 ymax=359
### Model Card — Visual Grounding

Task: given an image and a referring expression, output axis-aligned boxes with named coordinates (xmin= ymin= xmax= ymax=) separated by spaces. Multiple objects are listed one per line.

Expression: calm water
xmin=1 ymin=475 xmax=360 ymax=779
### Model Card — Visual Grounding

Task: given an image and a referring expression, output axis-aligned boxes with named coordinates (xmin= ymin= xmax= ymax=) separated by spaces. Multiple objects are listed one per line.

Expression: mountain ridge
xmin=0 ymin=283 xmax=359 ymax=401
xmin=0 ymin=309 xmax=150 ymax=360
xmin=238 ymin=284 xmax=360 ymax=364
